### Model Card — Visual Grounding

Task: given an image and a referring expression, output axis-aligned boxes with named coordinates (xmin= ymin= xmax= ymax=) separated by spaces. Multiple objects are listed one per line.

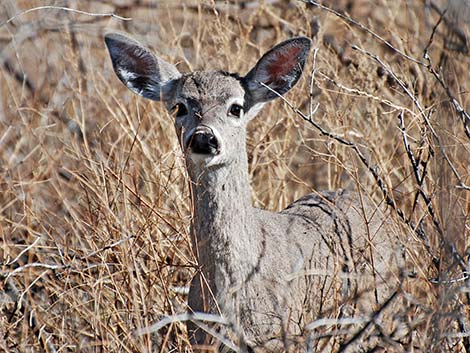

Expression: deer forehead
xmin=176 ymin=71 xmax=246 ymax=106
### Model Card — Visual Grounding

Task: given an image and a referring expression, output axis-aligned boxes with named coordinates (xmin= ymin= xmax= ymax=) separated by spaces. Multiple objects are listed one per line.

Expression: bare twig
xmin=429 ymin=0 xmax=470 ymax=53
xmin=423 ymin=6 xmax=447 ymax=54
xmin=3 ymin=236 xmax=41 ymax=266
xmin=134 ymin=312 xmax=242 ymax=352
xmin=0 ymin=5 xmax=131 ymax=28
xmin=258 ymin=81 xmax=419 ymax=238
xmin=3 ymin=59 xmax=35 ymax=94
xmin=134 ymin=312 xmax=228 ymax=335
xmin=423 ymin=3 xmax=470 ymax=143
xmin=316 ymin=69 xmax=414 ymax=115
xmin=352 ymin=45 xmax=470 ymax=192
xmin=351 ymin=45 xmax=444 ymax=233
xmin=301 ymin=0 xmax=424 ymax=66
xmin=398 ymin=112 xmax=422 ymax=183
xmin=337 ymin=289 xmax=399 ymax=352
xmin=306 ymin=316 xmax=370 ymax=330
xmin=424 ymin=56 xmax=470 ymax=142
xmin=5 ymin=263 xmax=67 ymax=277
xmin=1 ymin=276 xmax=57 ymax=353
xmin=352 ymin=44 xmax=470 ymax=273
xmin=80 ymin=234 xmax=135 ymax=261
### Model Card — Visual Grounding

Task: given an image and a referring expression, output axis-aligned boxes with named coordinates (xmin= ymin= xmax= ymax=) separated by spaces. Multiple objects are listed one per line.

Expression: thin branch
xmin=0 ymin=5 xmax=131 ymax=28
xmin=258 ymin=81 xmax=419 ymax=238
xmin=423 ymin=3 xmax=470 ymax=142
xmin=134 ymin=312 xmax=228 ymax=335
xmin=398 ymin=112 xmax=422 ymax=183
xmin=337 ymin=289 xmax=399 ymax=352
xmin=351 ymin=44 xmax=445 ymax=235
xmin=424 ymin=55 xmax=470 ymax=141
xmin=4 ymin=236 xmax=41 ymax=266
xmin=350 ymin=45 xmax=469 ymax=273
xmin=423 ymin=6 xmax=447 ymax=54
xmin=316 ymin=69 xmax=414 ymax=115
xmin=80 ymin=235 xmax=135 ymax=261
xmin=1 ymin=276 xmax=57 ymax=353
xmin=5 ymin=263 xmax=67 ymax=277
xmin=134 ymin=312 xmax=242 ymax=352
xmin=306 ymin=316 xmax=370 ymax=330
xmin=355 ymin=42 xmax=470 ymax=193
xmin=429 ymin=0 xmax=470 ymax=53
xmin=300 ymin=0 xmax=424 ymax=66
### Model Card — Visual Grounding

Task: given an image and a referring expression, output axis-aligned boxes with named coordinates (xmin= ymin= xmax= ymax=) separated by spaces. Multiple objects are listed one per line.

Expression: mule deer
xmin=105 ymin=33 xmax=401 ymax=351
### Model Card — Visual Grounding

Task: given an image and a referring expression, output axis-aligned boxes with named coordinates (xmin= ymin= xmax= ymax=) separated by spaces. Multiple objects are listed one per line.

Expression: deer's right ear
xmin=104 ymin=33 xmax=181 ymax=101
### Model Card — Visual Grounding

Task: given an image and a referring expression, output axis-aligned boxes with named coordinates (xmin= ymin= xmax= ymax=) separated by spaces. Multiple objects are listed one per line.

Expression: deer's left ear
xmin=243 ymin=37 xmax=311 ymax=105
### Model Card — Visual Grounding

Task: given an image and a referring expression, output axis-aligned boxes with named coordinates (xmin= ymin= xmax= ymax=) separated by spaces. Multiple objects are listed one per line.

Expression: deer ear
xmin=243 ymin=37 xmax=311 ymax=105
xmin=104 ymin=32 xmax=181 ymax=101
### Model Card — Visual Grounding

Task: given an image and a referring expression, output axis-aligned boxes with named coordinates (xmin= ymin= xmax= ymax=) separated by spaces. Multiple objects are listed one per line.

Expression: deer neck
xmin=189 ymin=150 xmax=260 ymax=291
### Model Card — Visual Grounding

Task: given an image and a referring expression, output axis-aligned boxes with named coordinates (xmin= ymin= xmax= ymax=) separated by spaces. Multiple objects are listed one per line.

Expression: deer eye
xmin=229 ymin=104 xmax=243 ymax=118
xmin=172 ymin=103 xmax=188 ymax=117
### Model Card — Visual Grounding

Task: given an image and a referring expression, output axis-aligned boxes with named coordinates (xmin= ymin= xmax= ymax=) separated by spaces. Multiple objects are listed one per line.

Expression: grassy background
xmin=0 ymin=0 xmax=469 ymax=351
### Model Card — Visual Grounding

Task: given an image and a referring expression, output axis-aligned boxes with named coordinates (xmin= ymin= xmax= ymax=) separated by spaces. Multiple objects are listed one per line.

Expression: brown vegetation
xmin=0 ymin=0 xmax=469 ymax=352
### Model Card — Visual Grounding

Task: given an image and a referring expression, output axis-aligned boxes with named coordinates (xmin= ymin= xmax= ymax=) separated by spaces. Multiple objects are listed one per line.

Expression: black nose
xmin=189 ymin=130 xmax=219 ymax=155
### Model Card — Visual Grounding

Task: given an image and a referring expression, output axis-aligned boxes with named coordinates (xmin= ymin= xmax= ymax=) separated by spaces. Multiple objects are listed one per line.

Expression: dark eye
xmin=172 ymin=103 xmax=188 ymax=117
xmin=229 ymin=104 xmax=243 ymax=118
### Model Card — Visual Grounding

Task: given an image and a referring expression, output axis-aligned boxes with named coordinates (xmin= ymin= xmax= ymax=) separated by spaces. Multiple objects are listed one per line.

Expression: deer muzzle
xmin=187 ymin=126 xmax=220 ymax=155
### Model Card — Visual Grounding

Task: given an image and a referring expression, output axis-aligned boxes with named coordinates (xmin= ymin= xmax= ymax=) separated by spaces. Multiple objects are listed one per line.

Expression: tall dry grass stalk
xmin=0 ymin=0 xmax=469 ymax=352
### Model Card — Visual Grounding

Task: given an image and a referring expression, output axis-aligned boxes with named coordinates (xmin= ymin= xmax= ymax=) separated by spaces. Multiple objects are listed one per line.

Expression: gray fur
xmin=105 ymin=33 xmax=401 ymax=351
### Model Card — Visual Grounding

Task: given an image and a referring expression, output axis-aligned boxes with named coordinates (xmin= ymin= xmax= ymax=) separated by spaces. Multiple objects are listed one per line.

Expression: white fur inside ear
xmin=118 ymin=67 xmax=142 ymax=93
xmin=118 ymin=67 xmax=138 ymax=82
xmin=116 ymin=67 xmax=166 ymax=100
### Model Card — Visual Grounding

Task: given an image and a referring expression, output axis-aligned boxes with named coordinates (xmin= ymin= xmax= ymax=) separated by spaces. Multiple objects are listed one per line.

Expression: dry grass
xmin=0 ymin=0 xmax=469 ymax=352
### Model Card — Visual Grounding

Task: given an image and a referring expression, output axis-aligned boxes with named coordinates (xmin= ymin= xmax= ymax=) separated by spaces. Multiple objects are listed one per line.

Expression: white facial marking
xmin=245 ymin=102 xmax=266 ymax=121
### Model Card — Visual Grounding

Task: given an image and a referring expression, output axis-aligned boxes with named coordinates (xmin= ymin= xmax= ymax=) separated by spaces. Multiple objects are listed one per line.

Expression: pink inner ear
xmin=266 ymin=46 xmax=302 ymax=79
